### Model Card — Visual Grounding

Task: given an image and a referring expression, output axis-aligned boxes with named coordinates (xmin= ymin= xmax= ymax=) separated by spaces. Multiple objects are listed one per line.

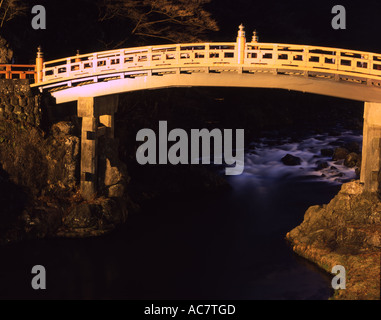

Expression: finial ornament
xmin=252 ymin=30 xmax=259 ymax=43
xmin=35 ymin=46 xmax=44 ymax=83
xmin=37 ymin=46 xmax=43 ymax=58
xmin=237 ymin=24 xmax=245 ymax=38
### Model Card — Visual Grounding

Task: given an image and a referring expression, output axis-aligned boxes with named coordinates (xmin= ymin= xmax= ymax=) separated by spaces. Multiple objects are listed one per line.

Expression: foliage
xmin=97 ymin=0 xmax=219 ymax=47
xmin=0 ymin=0 xmax=27 ymax=31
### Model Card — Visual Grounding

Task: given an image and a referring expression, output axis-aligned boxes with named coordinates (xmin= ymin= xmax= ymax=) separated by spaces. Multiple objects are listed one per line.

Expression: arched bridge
xmin=29 ymin=25 xmax=381 ymax=199
xmin=32 ymin=26 xmax=381 ymax=104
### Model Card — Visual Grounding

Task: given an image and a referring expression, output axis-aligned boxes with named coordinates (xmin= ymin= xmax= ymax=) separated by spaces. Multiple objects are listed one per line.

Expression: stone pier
xmin=360 ymin=102 xmax=381 ymax=192
xmin=77 ymin=95 xmax=119 ymax=200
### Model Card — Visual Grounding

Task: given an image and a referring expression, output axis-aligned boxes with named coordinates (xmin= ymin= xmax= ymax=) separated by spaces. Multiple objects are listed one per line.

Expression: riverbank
xmin=286 ymin=180 xmax=381 ymax=300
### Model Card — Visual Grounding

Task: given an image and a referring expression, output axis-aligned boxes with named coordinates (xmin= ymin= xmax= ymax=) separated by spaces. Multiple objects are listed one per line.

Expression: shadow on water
xmin=0 ymin=176 xmax=337 ymax=300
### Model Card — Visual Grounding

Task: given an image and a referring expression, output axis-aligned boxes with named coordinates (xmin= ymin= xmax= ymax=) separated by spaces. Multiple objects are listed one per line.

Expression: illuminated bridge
xmin=28 ymin=25 xmax=381 ymax=199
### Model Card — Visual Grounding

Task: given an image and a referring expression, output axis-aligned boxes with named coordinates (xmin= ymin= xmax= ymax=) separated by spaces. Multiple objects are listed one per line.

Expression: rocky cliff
xmin=286 ymin=180 xmax=381 ymax=300
xmin=0 ymin=79 xmax=130 ymax=243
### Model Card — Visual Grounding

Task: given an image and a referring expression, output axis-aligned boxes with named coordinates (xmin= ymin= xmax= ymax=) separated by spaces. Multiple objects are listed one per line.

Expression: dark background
xmin=3 ymin=0 xmax=381 ymax=63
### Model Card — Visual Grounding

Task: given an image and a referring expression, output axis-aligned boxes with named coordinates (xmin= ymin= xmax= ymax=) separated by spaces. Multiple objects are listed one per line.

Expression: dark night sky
xmin=3 ymin=0 xmax=381 ymax=63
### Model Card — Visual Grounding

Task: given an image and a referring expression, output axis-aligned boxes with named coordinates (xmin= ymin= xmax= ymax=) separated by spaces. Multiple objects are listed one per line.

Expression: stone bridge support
xmin=360 ymin=102 xmax=381 ymax=192
xmin=77 ymin=95 xmax=119 ymax=200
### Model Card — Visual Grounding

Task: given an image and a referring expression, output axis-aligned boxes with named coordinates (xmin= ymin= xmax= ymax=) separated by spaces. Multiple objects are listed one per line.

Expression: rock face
xmin=0 ymin=80 xmax=41 ymax=126
xmin=286 ymin=180 xmax=381 ymax=300
xmin=0 ymin=119 xmax=79 ymax=198
xmin=0 ymin=71 xmax=139 ymax=242
xmin=0 ymin=118 xmax=82 ymax=244
xmin=0 ymin=113 xmax=136 ymax=243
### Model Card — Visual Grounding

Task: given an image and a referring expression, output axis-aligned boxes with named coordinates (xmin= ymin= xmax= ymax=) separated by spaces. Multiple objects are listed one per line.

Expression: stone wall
xmin=0 ymin=79 xmax=41 ymax=126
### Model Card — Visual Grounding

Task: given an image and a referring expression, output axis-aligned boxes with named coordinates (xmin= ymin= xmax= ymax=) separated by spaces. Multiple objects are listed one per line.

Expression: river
xmin=0 ymin=128 xmax=361 ymax=300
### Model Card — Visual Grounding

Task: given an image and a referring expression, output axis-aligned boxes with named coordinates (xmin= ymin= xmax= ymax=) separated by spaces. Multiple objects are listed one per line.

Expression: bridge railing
xmin=39 ymin=42 xmax=381 ymax=84
xmin=0 ymin=64 xmax=36 ymax=81
xmin=245 ymin=44 xmax=380 ymax=74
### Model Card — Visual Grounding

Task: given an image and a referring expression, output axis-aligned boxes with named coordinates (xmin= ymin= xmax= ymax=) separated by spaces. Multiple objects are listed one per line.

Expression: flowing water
xmin=0 ymin=129 xmax=361 ymax=300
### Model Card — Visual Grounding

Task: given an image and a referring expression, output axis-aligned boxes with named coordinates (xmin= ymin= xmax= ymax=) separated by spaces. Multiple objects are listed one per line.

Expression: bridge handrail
xmin=0 ymin=64 xmax=36 ymax=81
xmin=38 ymin=42 xmax=381 ymax=84
xmin=42 ymin=42 xmax=235 ymax=65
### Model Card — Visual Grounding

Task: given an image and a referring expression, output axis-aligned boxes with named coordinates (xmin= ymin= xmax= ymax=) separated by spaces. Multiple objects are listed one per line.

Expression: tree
xmin=97 ymin=0 xmax=219 ymax=48
xmin=0 ymin=0 xmax=27 ymax=31
xmin=0 ymin=36 xmax=12 ymax=62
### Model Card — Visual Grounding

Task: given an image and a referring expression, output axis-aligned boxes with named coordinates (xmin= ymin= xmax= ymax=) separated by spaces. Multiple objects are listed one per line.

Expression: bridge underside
xmin=42 ymin=71 xmax=381 ymax=199
xmin=48 ymin=71 xmax=381 ymax=104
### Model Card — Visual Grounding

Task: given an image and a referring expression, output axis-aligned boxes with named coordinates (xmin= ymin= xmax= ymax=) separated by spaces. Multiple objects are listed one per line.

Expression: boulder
xmin=344 ymin=152 xmax=360 ymax=168
xmin=316 ymin=160 xmax=329 ymax=170
xmin=281 ymin=154 xmax=301 ymax=166
xmin=332 ymin=147 xmax=349 ymax=161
